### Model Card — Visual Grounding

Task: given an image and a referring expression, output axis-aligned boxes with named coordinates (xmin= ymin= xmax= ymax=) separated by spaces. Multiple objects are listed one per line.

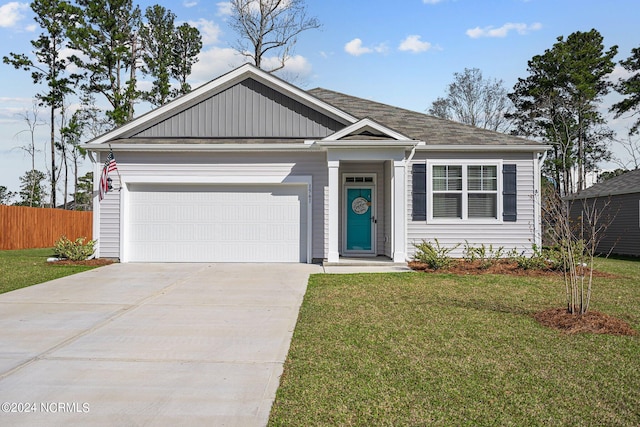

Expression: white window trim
xmin=427 ymin=160 xmax=503 ymax=224
xmin=342 ymin=173 xmax=377 ymax=256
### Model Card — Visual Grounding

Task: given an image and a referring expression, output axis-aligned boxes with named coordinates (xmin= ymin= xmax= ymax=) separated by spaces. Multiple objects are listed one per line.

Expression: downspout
xmin=534 ymin=150 xmax=548 ymax=250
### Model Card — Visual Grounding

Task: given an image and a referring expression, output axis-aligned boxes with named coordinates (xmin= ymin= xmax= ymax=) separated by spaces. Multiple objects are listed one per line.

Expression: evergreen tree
xmin=17 ymin=170 xmax=48 ymax=207
xmin=0 ymin=186 xmax=15 ymax=205
xmin=3 ymin=0 xmax=81 ymax=208
xmin=508 ymin=29 xmax=617 ymax=195
xmin=139 ymin=4 xmax=175 ymax=107
xmin=67 ymin=0 xmax=142 ymax=126
xmin=74 ymin=171 xmax=93 ymax=211
xmin=611 ymin=46 xmax=640 ymax=135
xmin=172 ymin=22 xmax=202 ymax=97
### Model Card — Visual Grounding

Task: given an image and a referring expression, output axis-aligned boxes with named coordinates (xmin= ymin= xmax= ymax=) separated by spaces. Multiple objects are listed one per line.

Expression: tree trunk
xmin=50 ymin=104 xmax=56 ymax=208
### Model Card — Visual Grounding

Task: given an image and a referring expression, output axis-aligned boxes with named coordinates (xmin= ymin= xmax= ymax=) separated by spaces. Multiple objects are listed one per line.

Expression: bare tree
xmin=14 ymin=102 xmax=45 ymax=206
xmin=228 ymin=0 xmax=320 ymax=73
xmin=541 ymin=187 xmax=612 ymax=314
xmin=612 ymin=130 xmax=640 ymax=170
xmin=428 ymin=68 xmax=513 ymax=133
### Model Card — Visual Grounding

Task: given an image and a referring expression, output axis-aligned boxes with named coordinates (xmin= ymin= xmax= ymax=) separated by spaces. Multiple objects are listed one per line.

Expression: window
xmin=430 ymin=163 xmax=499 ymax=220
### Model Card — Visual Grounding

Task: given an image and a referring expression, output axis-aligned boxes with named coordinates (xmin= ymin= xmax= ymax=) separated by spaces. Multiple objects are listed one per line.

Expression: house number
xmin=352 ymin=197 xmax=370 ymax=215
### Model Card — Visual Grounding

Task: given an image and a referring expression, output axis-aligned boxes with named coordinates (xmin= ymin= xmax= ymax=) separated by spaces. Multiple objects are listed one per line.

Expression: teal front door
xmin=346 ymin=188 xmax=373 ymax=252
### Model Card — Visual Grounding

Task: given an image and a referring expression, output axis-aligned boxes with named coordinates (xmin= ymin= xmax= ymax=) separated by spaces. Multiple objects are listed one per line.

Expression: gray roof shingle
xmin=566 ymin=168 xmax=640 ymax=199
xmin=308 ymin=88 xmax=542 ymax=146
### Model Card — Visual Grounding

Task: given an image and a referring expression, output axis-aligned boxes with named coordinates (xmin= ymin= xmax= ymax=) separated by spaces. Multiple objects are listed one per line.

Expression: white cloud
xmin=608 ymin=64 xmax=633 ymax=82
xmin=189 ymin=47 xmax=246 ymax=85
xmin=398 ymin=35 xmax=432 ymax=53
xmin=466 ymin=22 xmax=542 ymax=39
xmin=263 ymin=54 xmax=313 ymax=77
xmin=216 ymin=1 xmax=232 ymax=16
xmin=344 ymin=37 xmax=389 ymax=56
xmin=183 ymin=1 xmax=198 ymax=7
xmin=188 ymin=18 xmax=222 ymax=46
xmin=422 ymin=0 xmax=444 ymax=3
xmin=0 ymin=2 xmax=29 ymax=28
xmin=345 ymin=38 xmax=372 ymax=56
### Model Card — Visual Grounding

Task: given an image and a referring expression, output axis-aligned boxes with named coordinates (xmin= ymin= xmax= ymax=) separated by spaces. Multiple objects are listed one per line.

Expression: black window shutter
xmin=412 ymin=164 xmax=427 ymax=221
xmin=503 ymin=164 xmax=517 ymax=222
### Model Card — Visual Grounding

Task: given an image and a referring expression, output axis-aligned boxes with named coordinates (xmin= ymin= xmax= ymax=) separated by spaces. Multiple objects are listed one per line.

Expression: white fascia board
xmin=323 ymin=118 xmax=411 ymax=141
xmin=415 ymin=144 xmax=551 ymax=153
xmin=86 ymin=64 xmax=357 ymax=146
xmin=84 ymin=143 xmax=314 ymax=152
xmin=315 ymin=140 xmax=420 ymax=149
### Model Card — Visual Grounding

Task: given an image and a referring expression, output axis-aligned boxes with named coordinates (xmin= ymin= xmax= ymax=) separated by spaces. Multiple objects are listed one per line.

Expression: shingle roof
xmin=308 ymin=88 xmax=542 ymax=146
xmin=566 ymin=168 xmax=640 ymax=199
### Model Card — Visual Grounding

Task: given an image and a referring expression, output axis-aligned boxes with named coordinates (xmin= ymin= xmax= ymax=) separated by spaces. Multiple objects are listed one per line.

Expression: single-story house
xmin=566 ymin=168 xmax=640 ymax=257
xmin=85 ymin=64 xmax=548 ymax=263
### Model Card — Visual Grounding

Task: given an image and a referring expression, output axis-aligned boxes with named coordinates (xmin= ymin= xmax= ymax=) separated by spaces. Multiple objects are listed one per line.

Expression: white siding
xmin=384 ymin=160 xmax=393 ymax=257
xmin=98 ymin=151 xmax=327 ymax=261
xmin=407 ymin=151 xmax=538 ymax=258
xmin=98 ymin=152 xmax=121 ymax=259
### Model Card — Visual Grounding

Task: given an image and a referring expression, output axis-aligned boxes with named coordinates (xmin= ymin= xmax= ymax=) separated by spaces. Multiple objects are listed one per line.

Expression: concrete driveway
xmin=0 ymin=263 xmax=321 ymax=426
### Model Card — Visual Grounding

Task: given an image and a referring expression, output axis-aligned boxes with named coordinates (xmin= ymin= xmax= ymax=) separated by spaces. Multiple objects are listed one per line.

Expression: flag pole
xmin=108 ymin=143 xmax=123 ymax=191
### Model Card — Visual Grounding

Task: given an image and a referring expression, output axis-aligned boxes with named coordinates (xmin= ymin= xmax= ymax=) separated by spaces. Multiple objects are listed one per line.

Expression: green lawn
xmin=0 ymin=248 xmax=103 ymax=295
xmin=269 ymin=258 xmax=640 ymax=426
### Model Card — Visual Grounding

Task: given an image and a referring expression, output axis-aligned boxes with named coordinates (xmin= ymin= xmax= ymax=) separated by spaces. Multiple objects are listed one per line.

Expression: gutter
xmin=414 ymin=144 xmax=551 ymax=153
xmin=83 ymin=143 xmax=317 ymax=152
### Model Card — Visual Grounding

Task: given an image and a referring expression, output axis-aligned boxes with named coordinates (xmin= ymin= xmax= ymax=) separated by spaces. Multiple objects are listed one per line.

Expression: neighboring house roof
xmin=566 ymin=168 xmax=640 ymax=199
xmin=308 ymin=88 xmax=541 ymax=146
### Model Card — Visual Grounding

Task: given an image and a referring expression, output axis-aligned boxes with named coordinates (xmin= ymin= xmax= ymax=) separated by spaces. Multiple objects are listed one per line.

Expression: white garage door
xmin=126 ymin=184 xmax=308 ymax=263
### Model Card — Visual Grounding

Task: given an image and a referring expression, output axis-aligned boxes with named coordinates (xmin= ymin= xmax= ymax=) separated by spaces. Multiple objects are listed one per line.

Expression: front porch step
xmin=323 ymin=256 xmax=409 ymax=268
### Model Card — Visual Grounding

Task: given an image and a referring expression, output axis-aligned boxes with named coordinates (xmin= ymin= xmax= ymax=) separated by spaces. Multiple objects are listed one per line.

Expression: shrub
xmin=413 ymin=239 xmax=458 ymax=270
xmin=53 ymin=236 xmax=96 ymax=261
xmin=463 ymin=241 xmax=505 ymax=269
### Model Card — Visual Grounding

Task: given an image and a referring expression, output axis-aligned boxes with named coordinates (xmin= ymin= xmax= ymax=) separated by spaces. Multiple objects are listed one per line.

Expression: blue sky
xmin=0 ymin=0 xmax=638 ymax=198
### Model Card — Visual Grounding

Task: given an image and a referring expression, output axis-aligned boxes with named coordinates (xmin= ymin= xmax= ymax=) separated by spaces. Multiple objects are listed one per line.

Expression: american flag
xmin=98 ymin=150 xmax=118 ymax=201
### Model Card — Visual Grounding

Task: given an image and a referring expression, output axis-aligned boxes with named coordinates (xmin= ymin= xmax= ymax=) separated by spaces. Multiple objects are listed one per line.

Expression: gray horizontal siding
xmin=407 ymin=152 xmax=538 ymax=258
xmin=569 ymin=193 xmax=640 ymax=256
xmin=99 ymin=151 xmax=328 ymax=260
xmin=132 ymin=79 xmax=344 ymax=139
xmin=98 ymin=154 xmax=121 ymax=259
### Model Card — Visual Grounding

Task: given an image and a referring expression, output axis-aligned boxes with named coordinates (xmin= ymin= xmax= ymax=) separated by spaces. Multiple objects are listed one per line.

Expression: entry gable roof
xmin=85 ymin=64 xmax=357 ymax=147
xmin=322 ymin=117 xmax=413 ymax=142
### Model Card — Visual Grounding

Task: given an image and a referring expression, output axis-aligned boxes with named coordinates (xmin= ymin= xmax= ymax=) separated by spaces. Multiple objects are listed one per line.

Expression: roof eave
xmin=84 ymin=143 xmax=316 ymax=152
xmin=314 ymin=140 xmax=420 ymax=149
xmin=415 ymin=144 xmax=551 ymax=153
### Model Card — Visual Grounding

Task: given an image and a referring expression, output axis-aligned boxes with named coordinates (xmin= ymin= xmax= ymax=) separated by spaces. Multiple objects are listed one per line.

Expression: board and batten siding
xmin=98 ymin=151 xmax=328 ymax=261
xmin=130 ymin=79 xmax=344 ymax=139
xmin=407 ymin=151 xmax=538 ymax=258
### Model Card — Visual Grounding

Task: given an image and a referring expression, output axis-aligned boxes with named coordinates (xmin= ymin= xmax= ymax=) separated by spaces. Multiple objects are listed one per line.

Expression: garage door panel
xmin=127 ymin=184 xmax=307 ymax=262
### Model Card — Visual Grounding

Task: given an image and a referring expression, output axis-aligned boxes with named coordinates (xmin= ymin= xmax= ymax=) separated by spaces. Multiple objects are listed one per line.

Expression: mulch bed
xmin=49 ymin=259 xmax=115 ymax=267
xmin=408 ymin=260 xmax=617 ymax=278
xmin=534 ymin=308 xmax=637 ymax=336
xmin=410 ymin=260 xmax=635 ymax=336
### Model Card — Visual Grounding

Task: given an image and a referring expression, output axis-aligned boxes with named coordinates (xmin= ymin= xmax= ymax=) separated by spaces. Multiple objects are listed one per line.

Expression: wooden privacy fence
xmin=0 ymin=205 xmax=93 ymax=250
